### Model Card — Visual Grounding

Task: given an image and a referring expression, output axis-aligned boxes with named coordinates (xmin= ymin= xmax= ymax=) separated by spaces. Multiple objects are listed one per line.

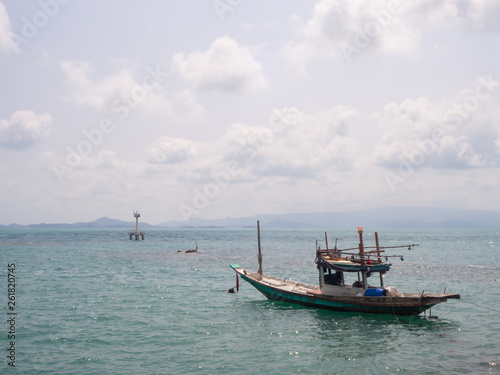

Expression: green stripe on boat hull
xmin=240 ymin=274 xmax=435 ymax=316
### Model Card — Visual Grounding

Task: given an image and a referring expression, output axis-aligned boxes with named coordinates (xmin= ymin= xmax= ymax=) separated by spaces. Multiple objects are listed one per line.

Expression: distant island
xmin=0 ymin=217 xmax=157 ymax=230
xmin=2 ymin=207 xmax=500 ymax=229
xmin=159 ymin=207 xmax=500 ymax=229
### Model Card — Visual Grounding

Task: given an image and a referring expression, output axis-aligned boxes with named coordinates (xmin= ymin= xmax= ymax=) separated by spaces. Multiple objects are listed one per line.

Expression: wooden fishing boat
xmin=229 ymin=223 xmax=460 ymax=316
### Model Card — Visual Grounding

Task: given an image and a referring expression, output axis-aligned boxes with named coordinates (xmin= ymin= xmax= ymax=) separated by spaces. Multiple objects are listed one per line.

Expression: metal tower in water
xmin=129 ymin=211 xmax=145 ymax=240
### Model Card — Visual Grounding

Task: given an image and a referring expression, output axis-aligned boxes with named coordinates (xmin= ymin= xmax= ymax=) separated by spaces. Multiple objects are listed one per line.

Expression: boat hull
xmin=232 ymin=266 xmax=458 ymax=316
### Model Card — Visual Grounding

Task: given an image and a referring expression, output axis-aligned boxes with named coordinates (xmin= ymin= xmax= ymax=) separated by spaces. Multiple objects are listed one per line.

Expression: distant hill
xmin=0 ymin=217 xmax=157 ymax=229
xmin=158 ymin=207 xmax=500 ymax=229
xmin=2 ymin=208 xmax=500 ymax=229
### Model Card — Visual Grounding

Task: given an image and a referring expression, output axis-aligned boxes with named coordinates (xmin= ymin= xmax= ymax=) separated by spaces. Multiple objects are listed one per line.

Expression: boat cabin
xmin=315 ymin=227 xmax=406 ymax=297
xmin=315 ymin=248 xmax=391 ymax=296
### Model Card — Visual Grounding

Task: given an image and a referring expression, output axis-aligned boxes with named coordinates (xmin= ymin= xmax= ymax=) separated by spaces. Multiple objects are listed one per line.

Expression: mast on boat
xmin=257 ymin=220 xmax=263 ymax=280
xmin=375 ymin=231 xmax=383 ymax=287
xmin=358 ymin=226 xmax=368 ymax=289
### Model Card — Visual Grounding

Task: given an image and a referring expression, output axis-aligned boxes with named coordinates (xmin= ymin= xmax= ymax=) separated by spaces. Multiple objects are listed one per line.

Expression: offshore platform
xmin=128 ymin=211 xmax=145 ymax=240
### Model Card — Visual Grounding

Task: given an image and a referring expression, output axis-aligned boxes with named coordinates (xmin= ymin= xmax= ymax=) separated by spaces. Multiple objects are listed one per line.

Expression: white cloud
xmin=284 ymin=0 xmax=500 ymax=73
xmin=249 ymin=106 xmax=360 ymax=177
xmin=171 ymin=89 xmax=206 ymax=124
xmin=179 ymin=105 xmax=361 ymax=182
xmin=42 ymin=149 xmax=142 ymax=200
xmin=60 ymin=60 xmax=140 ymax=108
xmin=131 ymin=105 xmax=364 ymax=220
xmin=147 ymin=136 xmax=198 ymax=164
xmin=284 ymin=0 xmax=419 ymax=72
xmin=371 ymin=87 xmax=500 ymax=169
xmin=59 ymin=60 xmax=205 ymax=123
xmin=141 ymin=105 xmax=359 ymax=185
xmin=172 ymin=36 xmax=268 ymax=93
xmin=0 ymin=2 xmax=16 ymax=52
xmin=0 ymin=110 xmax=52 ymax=149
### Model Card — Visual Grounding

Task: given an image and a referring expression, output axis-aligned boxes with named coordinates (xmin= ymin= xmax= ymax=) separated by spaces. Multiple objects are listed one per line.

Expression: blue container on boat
xmin=364 ymin=288 xmax=387 ymax=297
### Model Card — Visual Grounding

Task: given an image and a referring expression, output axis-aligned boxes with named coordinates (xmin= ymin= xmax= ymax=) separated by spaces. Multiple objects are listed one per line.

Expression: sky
xmin=1 ymin=0 xmax=500 ymax=225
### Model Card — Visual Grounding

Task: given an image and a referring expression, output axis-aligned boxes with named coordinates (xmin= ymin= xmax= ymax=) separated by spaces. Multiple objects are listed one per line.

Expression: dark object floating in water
xmin=177 ymin=243 xmax=199 ymax=253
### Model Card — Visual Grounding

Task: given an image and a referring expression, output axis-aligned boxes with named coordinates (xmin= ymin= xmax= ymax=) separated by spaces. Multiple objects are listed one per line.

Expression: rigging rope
xmin=458 ymin=299 xmax=500 ymax=313
xmin=227 ymin=278 xmax=247 ymax=293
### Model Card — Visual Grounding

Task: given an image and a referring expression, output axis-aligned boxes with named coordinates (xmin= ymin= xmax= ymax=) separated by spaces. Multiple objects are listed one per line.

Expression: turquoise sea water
xmin=0 ymin=227 xmax=499 ymax=374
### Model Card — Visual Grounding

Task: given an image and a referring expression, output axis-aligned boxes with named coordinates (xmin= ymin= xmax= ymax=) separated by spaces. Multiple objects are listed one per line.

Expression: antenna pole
xmin=375 ymin=232 xmax=381 ymax=262
xmin=257 ymin=220 xmax=263 ymax=280
xmin=134 ymin=211 xmax=140 ymax=233
xmin=375 ymin=232 xmax=384 ymax=287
